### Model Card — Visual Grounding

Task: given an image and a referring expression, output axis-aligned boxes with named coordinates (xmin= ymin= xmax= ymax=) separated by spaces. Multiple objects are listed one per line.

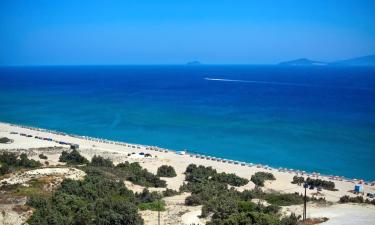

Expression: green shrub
xmin=162 ymin=188 xmax=179 ymax=197
xmin=281 ymin=213 xmax=300 ymax=225
xmin=185 ymin=164 xmax=217 ymax=182
xmin=211 ymin=172 xmax=249 ymax=187
xmin=291 ymin=176 xmax=304 ymax=185
xmin=27 ymin=170 xmax=144 ymax=225
xmin=305 ymin=177 xmax=335 ymax=191
xmin=59 ymin=149 xmax=89 ymax=165
xmin=157 ymin=165 xmax=177 ymax=177
xmin=0 ymin=152 xmax=41 ymax=175
xmin=27 ymin=195 xmax=49 ymax=208
xmin=207 ymin=211 xmax=280 ymax=225
xmin=181 ymin=164 xmax=301 ymax=225
xmin=251 ymin=172 xmax=276 ymax=187
xmin=185 ymin=194 xmax=203 ymax=206
xmin=91 ymin=155 xmax=113 ymax=167
xmin=116 ymin=162 xmax=166 ymax=187
xmin=265 ymin=193 xmax=304 ymax=206
xmin=138 ymin=201 xmax=165 ymax=211
xmin=0 ymin=137 xmax=12 ymax=143
xmin=38 ymin=154 xmax=48 ymax=160
xmin=184 ymin=164 xmax=247 ymax=186
xmin=339 ymin=195 xmax=364 ymax=203
xmin=136 ymin=189 xmax=162 ymax=204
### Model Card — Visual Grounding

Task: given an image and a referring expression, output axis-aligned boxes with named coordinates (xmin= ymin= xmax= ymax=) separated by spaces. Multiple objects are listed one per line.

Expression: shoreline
xmin=1 ymin=120 xmax=375 ymax=204
xmin=0 ymin=121 xmax=371 ymax=183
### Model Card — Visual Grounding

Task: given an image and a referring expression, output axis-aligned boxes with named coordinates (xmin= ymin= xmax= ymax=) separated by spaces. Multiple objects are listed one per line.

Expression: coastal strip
xmin=0 ymin=121 xmax=374 ymax=203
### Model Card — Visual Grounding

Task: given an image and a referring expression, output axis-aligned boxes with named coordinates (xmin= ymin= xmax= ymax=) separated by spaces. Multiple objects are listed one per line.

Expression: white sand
xmin=1 ymin=122 xmax=374 ymax=225
xmin=0 ymin=167 xmax=85 ymax=186
xmin=283 ymin=203 xmax=375 ymax=225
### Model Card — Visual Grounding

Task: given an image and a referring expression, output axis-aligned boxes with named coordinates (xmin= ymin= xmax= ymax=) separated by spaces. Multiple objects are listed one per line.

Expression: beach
xmin=1 ymin=121 xmax=375 ymax=224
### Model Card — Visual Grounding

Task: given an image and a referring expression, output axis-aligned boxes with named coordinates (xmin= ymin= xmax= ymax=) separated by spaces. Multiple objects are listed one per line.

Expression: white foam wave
xmin=204 ymin=77 xmax=373 ymax=91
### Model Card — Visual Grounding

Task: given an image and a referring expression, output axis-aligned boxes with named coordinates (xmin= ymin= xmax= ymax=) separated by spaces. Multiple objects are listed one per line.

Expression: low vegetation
xmin=0 ymin=152 xmax=41 ymax=175
xmin=184 ymin=164 xmax=249 ymax=186
xmin=38 ymin=153 xmax=48 ymax=160
xmin=59 ymin=149 xmax=89 ymax=165
xmin=181 ymin=164 xmax=301 ymax=225
xmin=115 ymin=162 xmax=166 ymax=187
xmin=292 ymin=176 xmax=336 ymax=190
xmin=90 ymin=155 xmax=114 ymax=167
xmin=136 ymin=189 xmax=165 ymax=211
xmin=339 ymin=195 xmax=375 ymax=205
xmin=27 ymin=169 xmax=144 ymax=225
xmin=162 ymin=188 xmax=179 ymax=197
xmin=57 ymin=151 xmax=167 ymax=188
xmin=265 ymin=193 xmax=304 ymax=206
xmin=0 ymin=137 xmax=13 ymax=143
xmin=251 ymin=172 xmax=276 ymax=186
xmin=7 ymin=178 xmax=53 ymax=198
xmin=156 ymin=165 xmax=177 ymax=177
xmin=75 ymin=154 xmax=166 ymax=188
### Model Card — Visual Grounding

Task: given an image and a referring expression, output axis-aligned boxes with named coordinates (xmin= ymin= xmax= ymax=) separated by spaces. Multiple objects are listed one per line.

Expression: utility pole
xmin=303 ymin=183 xmax=308 ymax=221
xmin=158 ymin=199 xmax=160 ymax=225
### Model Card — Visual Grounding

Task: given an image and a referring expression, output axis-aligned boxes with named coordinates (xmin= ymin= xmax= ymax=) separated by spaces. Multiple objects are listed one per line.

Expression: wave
xmin=204 ymin=77 xmax=373 ymax=91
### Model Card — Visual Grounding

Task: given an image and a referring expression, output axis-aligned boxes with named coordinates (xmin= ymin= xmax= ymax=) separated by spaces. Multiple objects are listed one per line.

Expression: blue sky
xmin=0 ymin=0 xmax=374 ymax=65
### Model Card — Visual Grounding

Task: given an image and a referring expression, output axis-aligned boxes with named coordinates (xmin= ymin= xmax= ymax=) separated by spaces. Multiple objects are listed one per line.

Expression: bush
xmin=211 ymin=173 xmax=249 ymax=187
xmin=138 ymin=201 xmax=165 ymax=211
xmin=281 ymin=213 xmax=300 ymax=225
xmin=365 ymin=198 xmax=375 ymax=205
xmin=27 ymin=171 xmax=144 ymax=225
xmin=162 ymin=188 xmax=179 ymax=197
xmin=0 ymin=137 xmax=13 ymax=143
xmin=185 ymin=194 xmax=203 ymax=206
xmin=181 ymin=165 xmax=301 ymax=225
xmin=116 ymin=162 xmax=166 ymax=188
xmin=339 ymin=195 xmax=364 ymax=203
xmin=184 ymin=164 xmax=247 ymax=186
xmin=27 ymin=195 xmax=49 ymax=208
xmin=157 ymin=165 xmax=177 ymax=177
xmin=38 ymin=154 xmax=48 ymax=160
xmin=59 ymin=149 xmax=88 ymax=165
xmin=185 ymin=164 xmax=217 ymax=182
xmin=291 ymin=176 xmax=304 ymax=185
xmin=305 ymin=177 xmax=335 ymax=191
xmin=0 ymin=152 xmax=41 ymax=175
xmin=265 ymin=193 xmax=304 ymax=206
xmin=251 ymin=172 xmax=276 ymax=187
xmin=207 ymin=211 xmax=280 ymax=225
xmin=91 ymin=155 xmax=113 ymax=167
xmin=136 ymin=189 xmax=162 ymax=204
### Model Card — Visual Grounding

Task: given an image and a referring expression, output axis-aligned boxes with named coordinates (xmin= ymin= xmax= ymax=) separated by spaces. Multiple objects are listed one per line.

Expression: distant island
xmin=279 ymin=58 xmax=327 ymax=66
xmin=187 ymin=61 xmax=202 ymax=65
xmin=279 ymin=54 xmax=375 ymax=67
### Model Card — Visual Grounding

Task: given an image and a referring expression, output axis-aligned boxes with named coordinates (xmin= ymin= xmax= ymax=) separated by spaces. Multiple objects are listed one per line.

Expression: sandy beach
xmin=0 ymin=121 xmax=374 ymax=224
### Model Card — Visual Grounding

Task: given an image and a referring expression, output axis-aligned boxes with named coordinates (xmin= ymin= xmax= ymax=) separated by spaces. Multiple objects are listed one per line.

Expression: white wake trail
xmin=204 ymin=77 xmax=373 ymax=91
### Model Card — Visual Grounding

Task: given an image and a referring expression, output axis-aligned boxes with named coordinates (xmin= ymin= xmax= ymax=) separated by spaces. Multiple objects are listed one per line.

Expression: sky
xmin=0 ymin=0 xmax=374 ymax=65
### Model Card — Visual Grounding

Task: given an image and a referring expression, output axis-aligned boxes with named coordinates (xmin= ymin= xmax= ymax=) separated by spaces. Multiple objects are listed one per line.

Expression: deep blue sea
xmin=0 ymin=65 xmax=374 ymax=180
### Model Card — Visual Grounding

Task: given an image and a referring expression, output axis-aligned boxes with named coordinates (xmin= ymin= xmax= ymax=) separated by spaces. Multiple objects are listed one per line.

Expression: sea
xmin=0 ymin=65 xmax=374 ymax=180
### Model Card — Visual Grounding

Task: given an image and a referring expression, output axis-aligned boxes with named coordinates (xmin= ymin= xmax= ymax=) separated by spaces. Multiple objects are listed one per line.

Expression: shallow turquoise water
xmin=0 ymin=65 xmax=374 ymax=180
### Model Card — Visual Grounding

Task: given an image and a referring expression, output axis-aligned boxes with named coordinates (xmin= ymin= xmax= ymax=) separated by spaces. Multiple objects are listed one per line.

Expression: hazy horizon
xmin=1 ymin=1 xmax=375 ymax=66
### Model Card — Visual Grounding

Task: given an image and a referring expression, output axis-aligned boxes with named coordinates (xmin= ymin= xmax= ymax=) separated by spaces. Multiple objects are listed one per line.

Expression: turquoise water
xmin=0 ymin=65 xmax=374 ymax=180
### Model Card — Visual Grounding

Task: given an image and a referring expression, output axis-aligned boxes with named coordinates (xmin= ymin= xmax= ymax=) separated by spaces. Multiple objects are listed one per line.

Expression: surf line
xmin=204 ymin=77 xmax=373 ymax=91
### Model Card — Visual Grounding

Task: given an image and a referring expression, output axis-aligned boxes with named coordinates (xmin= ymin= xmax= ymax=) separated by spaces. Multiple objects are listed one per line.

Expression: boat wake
xmin=204 ymin=77 xmax=373 ymax=91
